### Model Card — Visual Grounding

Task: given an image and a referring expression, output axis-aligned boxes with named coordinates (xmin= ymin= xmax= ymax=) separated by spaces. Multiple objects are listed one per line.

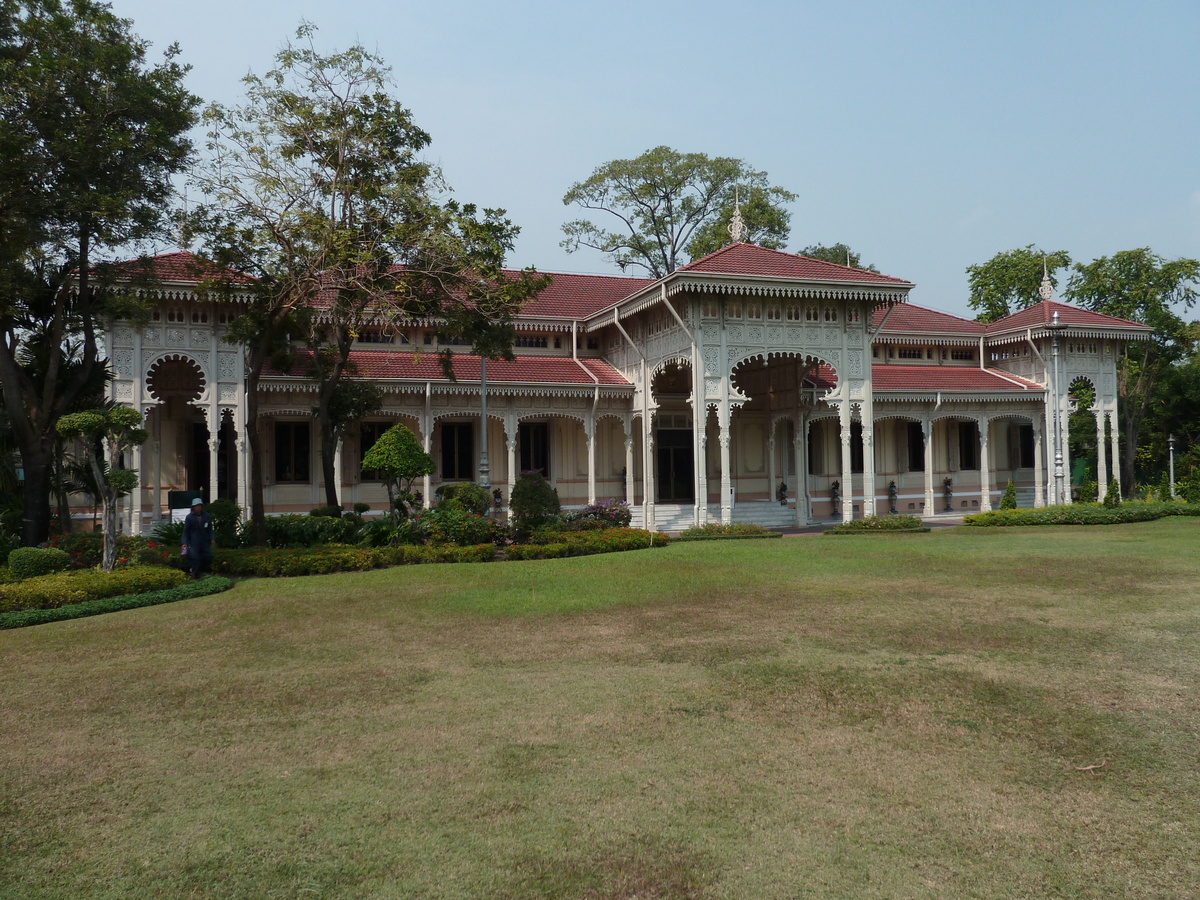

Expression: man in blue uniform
xmin=181 ymin=498 xmax=215 ymax=579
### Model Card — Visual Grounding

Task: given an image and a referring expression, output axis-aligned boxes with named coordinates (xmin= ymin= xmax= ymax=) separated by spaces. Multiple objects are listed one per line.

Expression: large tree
xmin=0 ymin=0 xmax=197 ymax=544
xmin=966 ymin=245 xmax=1072 ymax=324
xmin=561 ymin=146 xmax=796 ymax=277
xmin=1064 ymin=249 xmax=1199 ymax=493
xmin=189 ymin=26 xmax=546 ymax=542
xmin=799 ymin=243 xmax=879 ymax=272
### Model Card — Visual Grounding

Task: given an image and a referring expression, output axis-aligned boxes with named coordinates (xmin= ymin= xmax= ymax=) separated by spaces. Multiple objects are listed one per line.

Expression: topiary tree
xmin=999 ymin=481 xmax=1018 ymax=510
xmin=361 ymin=424 xmax=435 ymax=524
xmin=435 ymin=481 xmax=491 ymax=515
xmin=56 ymin=406 xmax=147 ymax=571
xmin=1103 ymin=480 xmax=1121 ymax=509
xmin=510 ymin=471 xmax=560 ymax=537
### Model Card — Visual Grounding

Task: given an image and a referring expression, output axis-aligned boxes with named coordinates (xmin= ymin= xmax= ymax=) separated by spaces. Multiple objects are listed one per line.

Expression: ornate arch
xmin=145 ymin=353 xmax=207 ymax=402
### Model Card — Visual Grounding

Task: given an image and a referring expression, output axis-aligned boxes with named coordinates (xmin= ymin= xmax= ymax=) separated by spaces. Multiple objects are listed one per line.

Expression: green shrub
xmin=510 ymin=472 xmax=560 ymax=536
xmin=260 ymin=514 xmax=361 ymax=548
xmin=676 ymin=522 xmax=778 ymax=542
xmin=1000 ymin=481 xmax=1018 ymax=510
xmin=0 ymin=565 xmax=186 ymax=613
xmin=353 ymin=502 xmax=371 ymax=515
xmin=423 ymin=507 xmax=506 ymax=546
xmin=208 ymin=499 xmax=243 ymax=547
xmin=435 ymin=482 xmax=492 ymax=516
xmin=964 ymin=501 xmax=1199 ymax=527
xmin=0 ymin=533 xmax=19 ymax=567
xmin=1103 ymin=481 xmax=1121 ymax=508
xmin=7 ymin=547 xmax=71 ymax=580
xmin=521 ymin=527 xmax=668 ymax=555
xmin=213 ymin=543 xmax=498 ymax=577
xmin=309 ymin=505 xmax=344 ymax=518
xmin=150 ymin=519 xmax=185 ymax=548
xmin=561 ymin=499 xmax=633 ymax=529
xmin=826 ymin=515 xmax=926 ymax=534
xmin=0 ymin=576 xmax=233 ymax=630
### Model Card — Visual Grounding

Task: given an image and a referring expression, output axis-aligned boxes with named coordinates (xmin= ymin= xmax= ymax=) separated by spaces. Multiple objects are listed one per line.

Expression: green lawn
xmin=2 ymin=520 xmax=1198 ymax=899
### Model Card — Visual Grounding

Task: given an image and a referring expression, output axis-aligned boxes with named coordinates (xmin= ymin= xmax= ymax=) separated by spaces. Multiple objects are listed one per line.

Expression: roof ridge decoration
xmin=727 ymin=187 xmax=748 ymax=244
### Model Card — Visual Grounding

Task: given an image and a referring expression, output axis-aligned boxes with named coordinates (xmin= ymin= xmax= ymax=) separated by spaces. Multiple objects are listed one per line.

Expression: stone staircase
xmin=631 ymin=501 xmax=803 ymax=532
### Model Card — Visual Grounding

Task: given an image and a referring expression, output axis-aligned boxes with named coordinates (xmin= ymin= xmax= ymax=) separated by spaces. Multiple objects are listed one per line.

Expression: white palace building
xmin=100 ymin=241 xmax=1151 ymax=533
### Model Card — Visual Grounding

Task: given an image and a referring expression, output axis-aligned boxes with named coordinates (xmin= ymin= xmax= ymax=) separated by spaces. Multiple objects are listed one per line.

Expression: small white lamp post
xmin=1168 ymin=434 xmax=1176 ymax=499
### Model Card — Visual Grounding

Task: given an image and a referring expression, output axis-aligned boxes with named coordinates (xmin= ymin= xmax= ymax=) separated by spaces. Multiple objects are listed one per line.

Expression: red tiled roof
xmin=679 ymin=242 xmax=911 ymax=285
xmin=872 ymin=365 xmax=1041 ymax=392
xmin=104 ymin=250 xmax=255 ymax=285
xmin=266 ymin=350 xmax=631 ymax=387
xmin=520 ymin=271 xmax=652 ymax=318
xmin=803 ymin=364 xmax=838 ymax=390
xmin=987 ymin=300 xmax=1149 ymax=333
xmin=872 ymin=303 xmax=984 ymax=335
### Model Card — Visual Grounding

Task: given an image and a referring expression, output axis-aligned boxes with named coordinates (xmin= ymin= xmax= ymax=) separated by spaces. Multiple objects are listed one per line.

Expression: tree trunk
xmin=244 ymin=372 xmax=267 ymax=546
xmin=320 ymin=423 xmax=340 ymax=509
xmin=19 ymin=443 xmax=53 ymax=546
xmin=101 ymin=490 xmax=118 ymax=572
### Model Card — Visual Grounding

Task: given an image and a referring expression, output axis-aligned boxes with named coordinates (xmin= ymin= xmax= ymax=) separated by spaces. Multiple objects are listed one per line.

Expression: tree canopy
xmin=799 ymin=243 xmax=879 ymax=273
xmin=966 ymin=245 xmax=1072 ymax=323
xmin=362 ymin=423 xmax=434 ymax=523
xmin=188 ymin=25 xmax=547 ymax=540
xmin=0 ymin=0 xmax=197 ymax=544
xmin=561 ymin=146 xmax=796 ymax=277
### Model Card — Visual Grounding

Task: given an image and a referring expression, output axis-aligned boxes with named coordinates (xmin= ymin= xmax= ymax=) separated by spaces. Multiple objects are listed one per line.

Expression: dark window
xmin=958 ymin=421 xmax=979 ymax=470
xmin=360 ymin=422 xmax=392 ymax=478
xmin=1018 ymin=424 xmax=1036 ymax=468
xmin=275 ymin=422 xmax=310 ymax=482
xmin=519 ymin=422 xmax=550 ymax=477
xmin=441 ymin=422 xmax=473 ymax=480
xmin=850 ymin=421 xmax=864 ymax=474
xmin=907 ymin=422 xmax=925 ymax=471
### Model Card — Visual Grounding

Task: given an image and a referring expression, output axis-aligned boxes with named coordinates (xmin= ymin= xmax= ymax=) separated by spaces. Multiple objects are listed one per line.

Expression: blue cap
xmin=191 ymin=498 xmax=204 ymax=506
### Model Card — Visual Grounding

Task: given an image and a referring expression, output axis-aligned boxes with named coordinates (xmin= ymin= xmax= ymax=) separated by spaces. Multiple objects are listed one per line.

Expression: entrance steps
xmin=631 ymin=501 xmax=803 ymax=532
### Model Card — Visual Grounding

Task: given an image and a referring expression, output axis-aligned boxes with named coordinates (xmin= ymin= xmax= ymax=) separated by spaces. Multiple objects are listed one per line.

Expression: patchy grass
xmin=1 ymin=520 xmax=1199 ymax=898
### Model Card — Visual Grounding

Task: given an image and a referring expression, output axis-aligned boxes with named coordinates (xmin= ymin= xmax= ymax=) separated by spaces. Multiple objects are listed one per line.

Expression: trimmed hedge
xmin=963 ymin=502 xmax=1200 ymax=528
xmin=8 ymin=547 xmax=71 ymax=580
xmin=0 ymin=565 xmax=188 ymax=613
xmin=825 ymin=514 xmax=927 ymax=535
xmin=507 ymin=528 xmax=669 ymax=560
xmin=675 ymin=523 xmax=780 ymax=542
xmin=0 ymin=576 xmax=233 ymax=630
xmin=212 ymin=543 xmax=498 ymax=577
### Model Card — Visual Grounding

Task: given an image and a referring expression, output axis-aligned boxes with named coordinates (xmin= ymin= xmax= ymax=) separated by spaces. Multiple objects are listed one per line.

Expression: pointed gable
xmin=986 ymin=300 xmax=1152 ymax=342
xmin=679 ymin=242 xmax=911 ymax=285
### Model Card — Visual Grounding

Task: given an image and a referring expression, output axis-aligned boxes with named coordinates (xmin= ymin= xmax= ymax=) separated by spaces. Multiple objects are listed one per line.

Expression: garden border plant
xmin=674 ymin=523 xmax=783 ymax=542
xmin=825 ymin=514 xmax=930 ymax=535
xmin=964 ymin=501 xmax=1199 ymax=527
xmin=0 ymin=576 xmax=233 ymax=630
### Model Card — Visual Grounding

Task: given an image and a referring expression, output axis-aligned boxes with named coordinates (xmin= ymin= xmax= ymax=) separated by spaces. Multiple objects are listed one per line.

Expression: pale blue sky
xmin=112 ymin=0 xmax=1200 ymax=317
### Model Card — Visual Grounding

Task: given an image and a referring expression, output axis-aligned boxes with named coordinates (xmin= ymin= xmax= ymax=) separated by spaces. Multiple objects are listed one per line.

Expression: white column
xmin=585 ymin=417 xmax=596 ymax=506
xmin=862 ymin=416 xmax=877 ymax=517
xmin=643 ymin=418 xmax=656 ymax=532
xmin=1033 ymin=422 xmax=1045 ymax=508
xmin=333 ymin=437 xmax=344 ymax=509
xmin=839 ymin=403 xmax=854 ymax=520
xmin=1060 ymin=394 xmax=1072 ymax=505
xmin=623 ymin=428 xmax=635 ymax=508
xmin=767 ymin=427 xmax=777 ymax=509
xmin=795 ymin=415 xmax=807 ymax=526
xmin=979 ymin=418 xmax=992 ymax=512
xmin=697 ymin=427 xmax=709 ymax=525
xmin=128 ymin=443 xmax=142 ymax=536
xmin=506 ymin=433 xmax=517 ymax=521
xmin=208 ymin=415 xmax=220 ymax=505
xmin=1109 ymin=409 xmax=1121 ymax=497
xmin=719 ymin=403 xmax=732 ymax=524
xmin=421 ymin=421 xmax=433 ymax=509
xmin=923 ymin=417 xmax=935 ymax=515
xmin=1096 ymin=411 xmax=1108 ymax=502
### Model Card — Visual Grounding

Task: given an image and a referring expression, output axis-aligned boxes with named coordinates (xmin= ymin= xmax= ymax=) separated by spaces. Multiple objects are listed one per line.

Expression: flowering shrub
xmin=825 ymin=515 xmax=927 ymax=534
xmin=561 ymin=499 xmax=633 ymax=529
xmin=46 ymin=532 xmax=175 ymax=569
xmin=0 ymin=565 xmax=186 ymax=613
xmin=675 ymin=523 xmax=779 ymax=542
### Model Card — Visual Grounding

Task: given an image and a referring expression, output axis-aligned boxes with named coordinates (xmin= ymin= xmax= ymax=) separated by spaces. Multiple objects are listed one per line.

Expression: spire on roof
xmin=727 ymin=186 xmax=748 ymax=244
xmin=1038 ymin=256 xmax=1053 ymax=302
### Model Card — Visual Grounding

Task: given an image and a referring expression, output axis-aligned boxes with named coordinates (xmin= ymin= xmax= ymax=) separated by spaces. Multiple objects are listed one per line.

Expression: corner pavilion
xmin=98 ymin=242 xmax=1151 ymax=533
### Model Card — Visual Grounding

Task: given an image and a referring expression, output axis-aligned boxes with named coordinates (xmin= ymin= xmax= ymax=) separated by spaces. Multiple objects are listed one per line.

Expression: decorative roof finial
xmin=1038 ymin=256 xmax=1053 ymax=302
xmin=727 ymin=186 xmax=748 ymax=244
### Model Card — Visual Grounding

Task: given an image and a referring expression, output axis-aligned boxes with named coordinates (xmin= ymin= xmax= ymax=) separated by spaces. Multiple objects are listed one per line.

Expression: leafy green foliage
xmin=435 ymin=481 xmax=491 ymax=515
xmin=798 ymin=243 xmax=879 ymax=273
xmin=1103 ymin=480 xmax=1122 ymax=508
xmin=7 ymin=547 xmax=70 ymax=580
xmin=506 ymin=528 xmax=669 ymax=559
xmin=560 ymin=499 xmax=632 ymax=529
xmin=510 ymin=472 xmax=561 ymax=537
xmin=966 ymin=246 xmax=1072 ymax=323
xmin=206 ymin=498 xmax=242 ymax=548
xmin=0 ymin=0 xmax=198 ymax=545
xmin=826 ymin=515 xmax=927 ymax=534
xmin=0 ymin=565 xmax=186 ymax=613
xmin=261 ymin=514 xmax=361 ymax=548
xmin=0 ymin=575 xmax=231 ymax=630
xmin=561 ymin=146 xmax=795 ymax=276
xmin=362 ymin=423 xmax=435 ymax=522
xmin=964 ymin=501 xmax=1198 ymax=527
xmin=1000 ymin=481 xmax=1018 ymax=510
xmin=212 ymin=543 xmax=497 ymax=577
xmin=676 ymin=522 xmax=779 ymax=541
xmin=423 ymin=507 xmax=505 ymax=546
